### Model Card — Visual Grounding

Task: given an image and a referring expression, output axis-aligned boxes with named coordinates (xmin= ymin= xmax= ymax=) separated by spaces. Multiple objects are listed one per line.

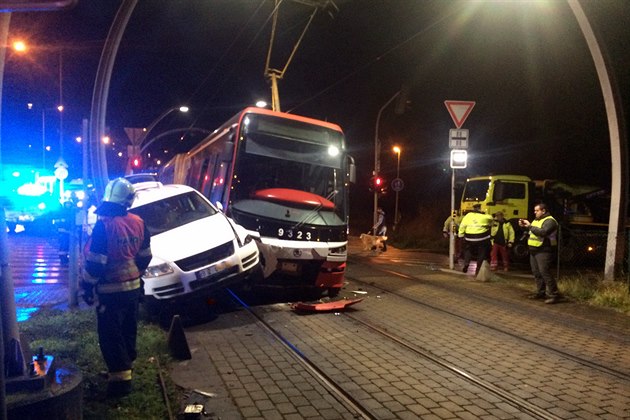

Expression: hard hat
xmin=103 ymin=178 xmax=136 ymax=208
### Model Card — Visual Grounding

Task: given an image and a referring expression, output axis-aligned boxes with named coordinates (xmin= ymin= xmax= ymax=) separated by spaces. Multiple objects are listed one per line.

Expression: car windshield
xmin=130 ymin=191 xmax=217 ymax=235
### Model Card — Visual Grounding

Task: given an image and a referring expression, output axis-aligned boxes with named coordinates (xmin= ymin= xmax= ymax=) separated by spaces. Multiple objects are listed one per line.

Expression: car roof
xmin=131 ymin=183 xmax=201 ymax=208
xmin=125 ymin=173 xmax=158 ymax=184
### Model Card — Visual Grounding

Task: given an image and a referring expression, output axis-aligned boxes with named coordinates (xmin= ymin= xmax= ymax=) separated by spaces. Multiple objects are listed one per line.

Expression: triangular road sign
xmin=444 ymin=100 xmax=475 ymax=129
xmin=124 ymin=127 xmax=146 ymax=146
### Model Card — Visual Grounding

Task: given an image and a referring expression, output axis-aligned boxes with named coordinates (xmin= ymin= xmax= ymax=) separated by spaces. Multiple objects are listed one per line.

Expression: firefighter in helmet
xmin=82 ymin=178 xmax=152 ymax=397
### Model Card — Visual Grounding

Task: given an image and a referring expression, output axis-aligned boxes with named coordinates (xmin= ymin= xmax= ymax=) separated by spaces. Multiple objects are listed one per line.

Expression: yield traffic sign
xmin=444 ymin=100 xmax=475 ymax=129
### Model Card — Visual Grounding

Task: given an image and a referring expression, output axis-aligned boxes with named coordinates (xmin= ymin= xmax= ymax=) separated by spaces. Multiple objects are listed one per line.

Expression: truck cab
xmin=460 ymin=174 xmax=534 ymax=220
xmin=461 ymin=174 xmax=610 ymax=264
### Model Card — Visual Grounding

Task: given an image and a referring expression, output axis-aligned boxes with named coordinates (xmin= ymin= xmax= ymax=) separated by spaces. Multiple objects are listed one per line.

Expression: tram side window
xmin=201 ymin=154 xmax=221 ymax=198
xmin=210 ymin=160 xmax=229 ymax=207
xmin=186 ymin=157 xmax=204 ymax=190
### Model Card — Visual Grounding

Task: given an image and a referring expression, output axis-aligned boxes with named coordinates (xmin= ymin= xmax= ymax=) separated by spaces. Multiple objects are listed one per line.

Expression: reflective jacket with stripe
xmin=84 ymin=210 xmax=152 ymax=294
xmin=458 ymin=211 xmax=493 ymax=241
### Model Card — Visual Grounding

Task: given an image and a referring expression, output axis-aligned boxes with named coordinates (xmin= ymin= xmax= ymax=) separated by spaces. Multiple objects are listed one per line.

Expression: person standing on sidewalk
xmin=371 ymin=207 xmax=388 ymax=252
xmin=519 ymin=203 xmax=561 ymax=304
xmin=442 ymin=210 xmax=463 ymax=262
xmin=81 ymin=178 xmax=152 ymax=397
xmin=490 ymin=211 xmax=515 ymax=271
xmin=458 ymin=203 xmax=493 ymax=275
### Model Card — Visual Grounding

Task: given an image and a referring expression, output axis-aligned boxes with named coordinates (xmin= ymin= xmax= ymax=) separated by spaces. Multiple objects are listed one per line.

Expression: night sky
xmin=3 ymin=0 xmax=629 ymax=223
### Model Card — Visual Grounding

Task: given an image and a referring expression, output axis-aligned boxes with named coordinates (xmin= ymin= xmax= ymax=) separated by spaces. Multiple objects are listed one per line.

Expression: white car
xmin=128 ymin=182 xmax=260 ymax=303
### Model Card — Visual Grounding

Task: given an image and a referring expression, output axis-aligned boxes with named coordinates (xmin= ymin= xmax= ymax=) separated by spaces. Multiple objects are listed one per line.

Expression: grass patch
xmin=493 ymin=271 xmax=630 ymax=314
xmin=559 ymin=274 xmax=630 ymax=312
xmin=18 ymin=307 xmax=181 ymax=419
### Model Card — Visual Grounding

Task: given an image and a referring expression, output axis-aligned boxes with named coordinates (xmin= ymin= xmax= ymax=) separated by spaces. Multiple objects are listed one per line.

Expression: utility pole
xmin=373 ymin=92 xmax=400 ymax=234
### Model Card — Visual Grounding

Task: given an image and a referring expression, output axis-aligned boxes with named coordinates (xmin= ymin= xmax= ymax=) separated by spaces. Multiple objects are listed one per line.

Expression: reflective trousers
xmin=96 ymin=288 xmax=142 ymax=381
xmin=490 ymin=244 xmax=510 ymax=270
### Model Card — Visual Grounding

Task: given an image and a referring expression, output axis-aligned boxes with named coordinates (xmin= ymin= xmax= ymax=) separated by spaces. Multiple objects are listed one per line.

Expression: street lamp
xmin=27 ymin=103 xmax=63 ymax=170
xmin=393 ymin=145 xmax=401 ymax=230
xmin=14 ymin=41 xmax=65 ymax=160
xmin=126 ymin=106 xmax=189 ymax=174
xmin=141 ymin=106 xmax=189 ymax=144
xmin=373 ymin=91 xmax=401 ymax=235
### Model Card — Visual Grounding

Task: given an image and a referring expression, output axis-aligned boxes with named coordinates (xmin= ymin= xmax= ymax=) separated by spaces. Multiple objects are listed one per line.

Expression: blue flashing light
xmin=17 ymin=307 xmax=39 ymax=323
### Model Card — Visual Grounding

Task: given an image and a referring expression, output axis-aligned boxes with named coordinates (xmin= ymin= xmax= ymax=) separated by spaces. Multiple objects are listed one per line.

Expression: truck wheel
xmin=511 ymin=243 xmax=529 ymax=262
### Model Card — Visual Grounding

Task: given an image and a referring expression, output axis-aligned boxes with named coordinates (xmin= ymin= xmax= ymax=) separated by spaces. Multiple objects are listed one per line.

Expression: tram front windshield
xmin=231 ymin=114 xmax=347 ymax=222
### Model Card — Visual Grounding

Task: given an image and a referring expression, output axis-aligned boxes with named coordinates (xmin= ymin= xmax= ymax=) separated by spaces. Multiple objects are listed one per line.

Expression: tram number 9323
xmin=278 ymin=228 xmax=313 ymax=241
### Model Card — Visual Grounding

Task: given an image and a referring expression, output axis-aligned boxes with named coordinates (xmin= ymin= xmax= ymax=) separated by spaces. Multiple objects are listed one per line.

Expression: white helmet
xmin=103 ymin=178 xmax=136 ymax=208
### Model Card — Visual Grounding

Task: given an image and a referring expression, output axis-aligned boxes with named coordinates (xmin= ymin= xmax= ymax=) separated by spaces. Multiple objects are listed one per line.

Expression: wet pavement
xmin=6 ymin=233 xmax=71 ymax=321
xmin=8 ymin=234 xmax=630 ymax=419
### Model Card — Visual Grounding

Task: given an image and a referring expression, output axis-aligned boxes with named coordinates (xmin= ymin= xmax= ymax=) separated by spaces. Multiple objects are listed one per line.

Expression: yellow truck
xmin=460 ymin=174 xmax=610 ymax=263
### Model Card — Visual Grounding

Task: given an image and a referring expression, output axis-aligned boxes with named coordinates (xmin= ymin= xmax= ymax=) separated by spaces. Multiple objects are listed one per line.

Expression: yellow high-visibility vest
xmin=528 ymin=215 xmax=557 ymax=247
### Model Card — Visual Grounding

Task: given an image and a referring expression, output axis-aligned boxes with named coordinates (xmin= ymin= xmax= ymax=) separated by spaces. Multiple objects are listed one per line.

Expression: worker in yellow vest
xmin=458 ymin=203 xmax=493 ymax=275
xmin=519 ymin=203 xmax=561 ymax=304
xmin=442 ymin=210 xmax=463 ymax=262
xmin=490 ymin=211 xmax=515 ymax=271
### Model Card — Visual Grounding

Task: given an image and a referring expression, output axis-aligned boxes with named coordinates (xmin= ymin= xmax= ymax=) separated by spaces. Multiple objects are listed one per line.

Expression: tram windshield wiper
xmin=292 ymin=190 xmax=338 ymax=229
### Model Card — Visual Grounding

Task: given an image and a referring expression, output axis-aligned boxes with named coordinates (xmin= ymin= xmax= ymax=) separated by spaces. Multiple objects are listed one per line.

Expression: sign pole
xmin=449 ymin=169 xmax=455 ymax=270
xmin=444 ymin=99 xmax=474 ymax=271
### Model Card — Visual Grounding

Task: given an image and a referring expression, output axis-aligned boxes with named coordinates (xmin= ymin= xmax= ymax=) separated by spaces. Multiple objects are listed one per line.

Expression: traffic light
xmin=132 ymin=157 xmax=141 ymax=168
xmin=369 ymin=176 xmax=387 ymax=194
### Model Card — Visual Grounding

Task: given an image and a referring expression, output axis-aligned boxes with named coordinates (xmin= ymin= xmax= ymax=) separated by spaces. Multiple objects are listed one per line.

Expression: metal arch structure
xmin=139 ymin=127 xmax=213 ymax=155
xmin=568 ymin=0 xmax=627 ymax=281
xmin=264 ymin=0 xmax=338 ymax=112
xmin=88 ymin=0 xmax=138 ymax=198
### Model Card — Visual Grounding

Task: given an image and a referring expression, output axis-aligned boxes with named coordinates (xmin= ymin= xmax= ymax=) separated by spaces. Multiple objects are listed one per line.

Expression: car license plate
xmin=196 ymin=266 xmax=217 ymax=279
xmin=281 ymin=262 xmax=299 ymax=273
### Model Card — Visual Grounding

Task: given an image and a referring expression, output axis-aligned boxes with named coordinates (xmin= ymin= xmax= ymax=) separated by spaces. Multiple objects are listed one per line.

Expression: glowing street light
xmin=126 ymin=106 xmax=189 ymax=174
xmin=14 ymin=40 xmax=65 ymax=159
xmin=12 ymin=40 xmax=27 ymax=52
xmin=393 ymin=145 xmax=401 ymax=229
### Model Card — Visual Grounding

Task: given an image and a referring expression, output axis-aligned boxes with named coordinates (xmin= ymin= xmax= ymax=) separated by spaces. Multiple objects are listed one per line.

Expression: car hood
xmin=149 ymin=214 xmax=235 ymax=262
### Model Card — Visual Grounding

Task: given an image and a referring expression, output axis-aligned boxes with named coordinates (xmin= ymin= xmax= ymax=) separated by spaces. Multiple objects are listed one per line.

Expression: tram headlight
xmin=329 ymin=245 xmax=347 ymax=254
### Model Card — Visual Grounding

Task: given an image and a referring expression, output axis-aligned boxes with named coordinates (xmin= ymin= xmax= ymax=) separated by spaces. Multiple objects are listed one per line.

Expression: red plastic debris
xmin=291 ymin=298 xmax=363 ymax=312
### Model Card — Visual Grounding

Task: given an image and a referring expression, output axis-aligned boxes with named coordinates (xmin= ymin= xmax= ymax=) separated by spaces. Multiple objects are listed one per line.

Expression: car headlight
xmin=143 ymin=262 xmax=174 ymax=278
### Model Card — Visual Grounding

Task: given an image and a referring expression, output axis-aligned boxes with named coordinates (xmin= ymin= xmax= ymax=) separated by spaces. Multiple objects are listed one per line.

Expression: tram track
xmin=344 ymin=312 xmax=563 ymax=420
xmin=226 ymin=288 xmax=378 ymax=420
xmin=344 ymin=262 xmax=630 ymax=384
xmin=226 ymin=287 xmax=569 ymax=419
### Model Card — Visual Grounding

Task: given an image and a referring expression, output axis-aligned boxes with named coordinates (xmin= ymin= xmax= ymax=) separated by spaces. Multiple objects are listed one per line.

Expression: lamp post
xmin=126 ymin=106 xmax=189 ymax=174
xmin=393 ymin=145 xmax=401 ymax=231
xmin=373 ymin=91 xmax=400 ymax=235
xmin=27 ymin=103 xmax=64 ymax=170
xmin=14 ymin=41 xmax=64 ymax=162
xmin=57 ymin=50 xmax=63 ymax=159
